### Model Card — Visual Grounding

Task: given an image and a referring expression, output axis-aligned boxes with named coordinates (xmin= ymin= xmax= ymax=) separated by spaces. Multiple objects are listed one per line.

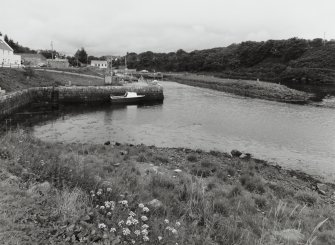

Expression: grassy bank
xmin=166 ymin=73 xmax=315 ymax=104
xmin=0 ymin=130 xmax=334 ymax=244
xmin=0 ymin=67 xmax=104 ymax=93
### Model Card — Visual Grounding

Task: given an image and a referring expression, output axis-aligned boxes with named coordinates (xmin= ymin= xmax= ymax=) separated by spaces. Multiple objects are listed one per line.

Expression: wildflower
xmin=126 ymin=219 xmax=133 ymax=226
xmin=96 ymin=205 xmax=99 ymax=208
xmin=138 ymin=203 xmax=145 ymax=208
xmin=142 ymin=224 xmax=149 ymax=229
xmin=131 ymin=240 xmax=135 ymax=244
xmin=119 ymin=200 xmax=128 ymax=206
xmin=107 ymin=212 xmax=112 ymax=216
xmin=107 ymin=187 xmax=112 ymax=192
xmin=143 ymin=207 xmax=149 ymax=212
xmin=100 ymin=206 xmax=105 ymax=210
xmin=143 ymin=236 xmax=149 ymax=242
xmin=175 ymin=221 xmax=181 ymax=227
xmin=98 ymin=223 xmax=106 ymax=229
xmin=118 ymin=220 xmax=124 ymax=226
xmin=166 ymin=226 xmax=172 ymax=231
xmin=132 ymin=218 xmax=139 ymax=225
xmin=171 ymin=228 xmax=178 ymax=234
xmin=123 ymin=228 xmax=131 ymax=236
xmin=134 ymin=230 xmax=141 ymax=236
xmin=129 ymin=211 xmax=136 ymax=217
xmin=141 ymin=229 xmax=148 ymax=236
xmin=164 ymin=219 xmax=169 ymax=224
xmin=90 ymin=190 xmax=94 ymax=194
xmin=110 ymin=227 xmax=116 ymax=233
xmin=92 ymin=194 xmax=95 ymax=197
xmin=158 ymin=236 xmax=162 ymax=241
xmin=141 ymin=216 xmax=148 ymax=221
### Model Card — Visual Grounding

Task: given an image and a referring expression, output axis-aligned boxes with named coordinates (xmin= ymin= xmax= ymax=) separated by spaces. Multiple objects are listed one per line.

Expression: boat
xmin=110 ymin=92 xmax=145 ymax=104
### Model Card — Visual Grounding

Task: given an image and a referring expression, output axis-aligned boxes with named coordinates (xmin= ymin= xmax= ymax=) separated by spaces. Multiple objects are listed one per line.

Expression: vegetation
xmin=0 ymin=32 xmax=36 ymax=54
xmin=0 ymin=130 xmax=334 ymax=244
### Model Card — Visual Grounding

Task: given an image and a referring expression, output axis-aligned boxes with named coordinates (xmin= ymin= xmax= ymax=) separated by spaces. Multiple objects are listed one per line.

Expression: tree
xmin=75 ymin=47 xmax=88 ymax=64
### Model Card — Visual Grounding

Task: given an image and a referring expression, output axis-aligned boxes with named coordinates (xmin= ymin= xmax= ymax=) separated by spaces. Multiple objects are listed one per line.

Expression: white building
xmin=91 ymin=60 xmax=107 ymax=68
xmin=0 ymin=35 xmax=21 ymax=67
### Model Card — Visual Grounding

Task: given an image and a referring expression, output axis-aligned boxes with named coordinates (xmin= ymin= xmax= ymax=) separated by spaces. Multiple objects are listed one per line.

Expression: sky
xmin=1 ymin=0 xmax=334 ymax=56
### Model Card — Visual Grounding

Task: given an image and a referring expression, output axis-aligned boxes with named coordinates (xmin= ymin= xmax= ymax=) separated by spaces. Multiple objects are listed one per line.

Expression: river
xmin=26 ymin=82 xmax=335 ymax=181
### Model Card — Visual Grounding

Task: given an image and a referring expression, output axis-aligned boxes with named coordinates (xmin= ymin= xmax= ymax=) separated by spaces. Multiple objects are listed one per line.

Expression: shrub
xmin=187 ymin=154 xmax=198 ymax=162
xmin=294 ymin=191 xmax=318 ymax=206
xmin=136 ymin=153 xmax=147 ymax=162
xmin=239 ymin=174 xmax=266 ymax=194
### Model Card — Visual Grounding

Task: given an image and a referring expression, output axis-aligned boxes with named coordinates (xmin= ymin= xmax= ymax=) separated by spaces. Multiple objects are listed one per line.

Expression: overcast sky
xmin=1 ymin=0 xmax=334 ymax=56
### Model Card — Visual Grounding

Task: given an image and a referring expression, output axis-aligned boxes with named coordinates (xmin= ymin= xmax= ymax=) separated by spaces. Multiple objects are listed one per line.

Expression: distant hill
xmin=125 ymin=38 xmax=335 ymax=86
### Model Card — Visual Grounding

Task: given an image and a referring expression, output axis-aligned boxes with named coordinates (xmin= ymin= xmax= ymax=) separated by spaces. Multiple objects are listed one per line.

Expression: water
xmin=30 ymin=82 xmax=335 ymax=181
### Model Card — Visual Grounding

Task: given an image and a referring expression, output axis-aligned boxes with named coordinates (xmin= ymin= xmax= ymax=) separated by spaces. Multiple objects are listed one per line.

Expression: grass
xmin=0 ymin=130 xmax=334 ymax=244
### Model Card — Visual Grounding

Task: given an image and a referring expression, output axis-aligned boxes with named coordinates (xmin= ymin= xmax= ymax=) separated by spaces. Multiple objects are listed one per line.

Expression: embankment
xmin=166 ymin=74 xmax=314 ymax=104
xmin=0 ymin=85 xmax=164 ymax=119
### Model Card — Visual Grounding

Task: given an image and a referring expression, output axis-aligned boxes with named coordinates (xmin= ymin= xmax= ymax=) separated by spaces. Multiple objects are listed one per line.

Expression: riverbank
xmin=0 ymin=130 xmax=334 ymax=244
xmin=165 ymin=73 xmax=315 ymax=104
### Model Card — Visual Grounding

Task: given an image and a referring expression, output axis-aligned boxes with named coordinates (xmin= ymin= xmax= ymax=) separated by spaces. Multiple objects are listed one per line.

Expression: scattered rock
xmin=231 ymin=149 xmax=242 ymax=157
xmin=120 ymin=150 xmax=128 ymax=155
xmin=129 ymin=144 xmax=134 ymax=147
xmin=316 ymin=183 xmax=328 ymax=195
xmin=274 ymin=229 xmax=304 ymax=243
xmin=27 ymin=181 xmax=51 ymax=196
xmin=147 ymin=199 xmax=163 ymax=209
xmin=115 ymin=142 xmax=121 ymax=146
xmin=239 ymin=153 xmax=251 ymax=159
xmin=174 ymin=169 xmax=182 ymax=173
xmin=104 ymin=141 xmax=111 ymax=145
xmin=114 ymin=163 xmax=121 ymax=167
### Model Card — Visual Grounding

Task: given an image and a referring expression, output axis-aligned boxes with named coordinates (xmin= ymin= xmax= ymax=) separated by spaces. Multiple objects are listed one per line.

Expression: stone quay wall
xmin=0 ymin=85 xmax=164 ymax=119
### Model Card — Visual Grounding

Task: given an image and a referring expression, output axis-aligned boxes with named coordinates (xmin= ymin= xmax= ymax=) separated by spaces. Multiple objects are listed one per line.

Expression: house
xmin=47 ymin=58 xmax=69 ymax=68
xmin=91 ymin=60 xmax=107 ymax=68
xmin=20 ymin=53 xmax=47 ymax=67
xmin=0 ymin=35 xmax=21 ymax=67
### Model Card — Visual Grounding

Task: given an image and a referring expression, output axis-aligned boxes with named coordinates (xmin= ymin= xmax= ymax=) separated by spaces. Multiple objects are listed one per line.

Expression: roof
xmin=0 ymin=39 xmax=13 ymax=52
xmin=91 ymin=60 xmax=107 ymax=64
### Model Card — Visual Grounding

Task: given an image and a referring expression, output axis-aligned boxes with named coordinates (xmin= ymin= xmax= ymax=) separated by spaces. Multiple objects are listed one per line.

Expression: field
xmin=0 ymin=130 xmax=334 ymax=244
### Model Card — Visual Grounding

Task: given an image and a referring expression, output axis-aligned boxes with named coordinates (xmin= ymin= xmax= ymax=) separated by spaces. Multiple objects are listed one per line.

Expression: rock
xmin=316 ymin=183 xmax=328 ymax=195
xmin=231 ymin=149 xmax=242 ymax=157
xmin=174 ymin=169 xmax=182 ymax=173
xmin=120 ymin=150 xmax=128 ymax=155
xmin=274 ymin=229 xmax=304 ymax=243
xmin=147 ymin=199 xmax=163 ymax=209
xmin=104 ymin=141 xmax=111 ymax=145
xmin=115 ymin=142 xmax=121 ymax=146
xmin=27 ymin=181 xmax=51 ymax=196
xmin=239 ymin=153 xmax=251 ymax=159
xmin=114 ymin=163 xmax=121 ymax=167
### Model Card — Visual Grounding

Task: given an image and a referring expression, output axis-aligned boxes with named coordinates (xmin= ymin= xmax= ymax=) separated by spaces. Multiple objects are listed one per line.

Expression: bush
xmin=239 ymin=174 xmax=266 ymax=194
xmin=294 ymin=191 xmax=318 ymax=206
xmin=136 ymin=153 xmax=147 ymax=162
xmin=187 ymin=154 xmax=198 ymax=162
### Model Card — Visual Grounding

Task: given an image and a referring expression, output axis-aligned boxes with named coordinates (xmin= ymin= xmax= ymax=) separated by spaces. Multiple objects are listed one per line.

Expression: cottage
xmin=0 ymin=35 xmax=21 ymax=67
xmin=91 ymin=60 xmax=107 ymax=68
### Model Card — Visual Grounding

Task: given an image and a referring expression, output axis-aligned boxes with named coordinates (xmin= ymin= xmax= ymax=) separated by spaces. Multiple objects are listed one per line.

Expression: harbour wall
xmin=0 ymin=85 xmax=164 ymax=119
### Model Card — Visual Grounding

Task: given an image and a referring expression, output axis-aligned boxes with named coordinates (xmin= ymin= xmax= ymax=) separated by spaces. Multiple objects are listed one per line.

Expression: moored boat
xmin=110 ymin=92 xmax=145 ymax=104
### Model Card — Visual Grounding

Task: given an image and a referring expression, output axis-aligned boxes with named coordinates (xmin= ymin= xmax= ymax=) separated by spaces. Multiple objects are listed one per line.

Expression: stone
xmin=114 ymin=163 xmax=121 ymax=167
xmin=120 ymin=150 xmax=128 ymax=155
xmin=27 ymin=181 xmax=51 ymax=196
xmin=174 ymin=169 xmax=182 ymax=173
xmin=115 ymin=142 xmax=121 ymax=146
xmin=104 ymin=141 xmax=111 ymax=145
xmin=231 ymin=149 xmax=242 ymax=157
xmin=316 ymin=183 xmax=328 ymax=194
xmin=147 ymin=199 xmax=163 ymax=209
xmin=274 ymin=229 xmax=304 ymax=243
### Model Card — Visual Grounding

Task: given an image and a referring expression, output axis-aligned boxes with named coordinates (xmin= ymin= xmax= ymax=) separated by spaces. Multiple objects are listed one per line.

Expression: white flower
xmin=119 ymin=200 xmax=128 ymax=206
xmin=129 ymin=211 xmax=136 ymax=217
xmin=138 ymin=203 xmax=145 ymax=208
xmin=143 ymin=235 xmax=149 ymax=241
xmin=126 ymin=219 xmax=133 ymax=226
xmin=141 ymin=216 xmax=148 ymax=221
xmin=98 ymin=223 xmax=106 ymax=229
xmin=131 ymin=240 xmax=135 ymax=244
xmin=171 ymin=228 xmax=178 ymax=234
xmin=143 ymin=207 xmax=149 ymax=213
xmin=107 ymin=212 xmax=112 ymax=216
xmin=100 ymin=206 xmax=105 ymax=210
xmin=107 ymin=187 xmax=112 ymax=192
xmin=118 ymin=220 xmax=124 ymax=226
xmin=91 ymin=194 xmax=95 ymax=197
xmin=123 ymin=228 xmax=131 ymax=236
xmin=158 ymin=236 xmax=162 ymax=241
xmin=164 ymin=219 xmax=169 ymax=224
xmin=141 ymin=229 xmax=148 ymax=236
xmin=110 ymin=227 xmax=116 ymax=232
xmin=166 ymin=226 xmax=172 ymax=231
xmin=175 ymin=221 xmax=181 ymax=227
xmin=142 ymin=224 xmax=149 ymax=229
xmin=134 ymin=230 xmax=141 ymax=236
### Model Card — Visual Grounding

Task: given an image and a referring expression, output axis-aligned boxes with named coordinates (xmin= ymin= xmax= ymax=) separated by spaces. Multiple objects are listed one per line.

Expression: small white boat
xmin=110 ymin=92 xmax=145 ymax=104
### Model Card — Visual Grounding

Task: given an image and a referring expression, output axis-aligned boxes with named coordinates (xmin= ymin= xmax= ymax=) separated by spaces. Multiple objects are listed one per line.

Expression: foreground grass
xmin=0 ymin=130 xmax=334 ymax=244
xmin=165 ymin=73 xmax=314 ymax=103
